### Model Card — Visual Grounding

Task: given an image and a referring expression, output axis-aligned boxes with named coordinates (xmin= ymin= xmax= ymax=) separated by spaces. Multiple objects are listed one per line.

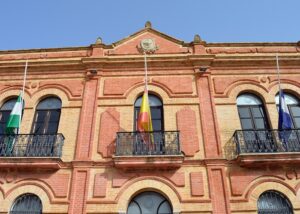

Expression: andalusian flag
xmin=6 ymin=93 xmax=23 ymax=134
xmin=137 ymin=88 xmax=153 ymax=133
xmin=4 ymin=93 xmax=23 ymax=155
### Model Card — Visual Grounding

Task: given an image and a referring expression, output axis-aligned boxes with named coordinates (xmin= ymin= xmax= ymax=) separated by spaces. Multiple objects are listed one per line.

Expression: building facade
xmin=0 ymin=23 xmax=300 ymax=213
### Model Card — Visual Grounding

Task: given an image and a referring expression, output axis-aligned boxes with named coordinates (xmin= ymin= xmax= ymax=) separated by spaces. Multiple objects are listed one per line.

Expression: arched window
xmin=31 ymin=97 xmax=62 ymax=134
xmin=237 ymin=93 xmax=270 ymax=130
xmin=127 ymin=191 xmax=172 ymax=214
xmin=276 ymin=93 xmax=300 ymax=128
xmin=0 ymin=98 xmax=18 ymax=134
xmin=236 ymin=94 xmax=273 ymax=152
xmin=10 ymin=193 xmax=42 ymax=214
xmin=258 ymin=190 xmax=293 ymax=214
xmin=134 ymin=94 xmax=164 ymax=131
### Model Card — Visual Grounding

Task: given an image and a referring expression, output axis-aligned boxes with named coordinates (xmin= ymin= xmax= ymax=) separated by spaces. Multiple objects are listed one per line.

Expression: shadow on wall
xmin=224 ymin=136 xmax=237 ymax=160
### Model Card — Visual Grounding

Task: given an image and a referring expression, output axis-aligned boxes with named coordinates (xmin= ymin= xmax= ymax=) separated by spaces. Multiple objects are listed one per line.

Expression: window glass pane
xmin=1 ymin=98 xmax=17 ymax=110
xmin=134 ymin=94 xmax=163 ymax=131
xmin=0 ymin=99 xmax=18 ymax=134
xmin=275 ymin=93 xmax=299 ymax=105
xmin=294 ymin=118 xmax=300 ymax=128
xmin=254 ymin=118 xmax=266 ymax=129
xmin=152 ymin=120 xmax=162 ymax=131
xmin=237 ymin=95 xmax=270 ymax=130
xmin=241 ymin=119 xmax=253 ymax=129
xmin=33 ymin=97 xmax=61 ymax=134
xmin=48 ymin=110 xmax=60 ymax=122
xmin=47 ymin=122 xmax=59 ymax=134
xmin=36 ymin=111 xmax=47 ymax=122
xmin=151 ymin=108 xmax=161 ymax=120
xmin=0 ymin=111 xmax=10 ymax=134
xmin=127 ymin=192 xmax=172 ymax=214
xmin=238 ymin=107 xmax=251 ymax=118
xmin=33 ymin=110 xmax=61 ymax=134
xmin=251 ymin=107 xmax=264 ymax=118
xmin=37 ymin=97 xmax=62 ymax=110
xmin=258 ymin=191 xmax=293 ymax=214
xmin=158 ymin=201 xmax=172 ymax=214
xmin=237 ymin=94 xmax=262 ymax=105
xmin=11 ymin=193 xmax=42 ymax=213
xmin=127 ymin=201 xmax=141 ymax=214
xmin=135 ymin=107 xmax=140 ymax=119
xmin=290 ymin=106 xmax=300 ymax=117
xmin=34 ymin=124 xmax=44 ymax=134
xmin=134 ymin=94 xmax=162 ymax=107
xmin=32 ymin=111 xmax=47 ymax=134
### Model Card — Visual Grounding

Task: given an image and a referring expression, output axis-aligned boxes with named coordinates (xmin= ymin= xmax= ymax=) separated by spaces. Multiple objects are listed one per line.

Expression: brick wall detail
xmin=197 ymin=76 xmax=221 ymax=158
xmin=207 ymin=47 xmax=257 ymax=54
xmin=208 ymin=167 xmax=230 ymax=214
xmin=68 ymin=170 xmax=88 ymax=214
xmin=176 ymin=107 xmax=199 ymax=157
xmin=0 ymin=172 xmax=70 ymax=198
xmin=103 ymin=78 xmax=143 ymax=96
xmin=111 ymin=171 xmax=184 ymax=188
xmin=112 ymin=172 xmax=135 ymax=188
xmin=0 ymin=50 xmax=89 ymax=60
xmin=207 ymin=46 xmax=298 ymax=54
xmin=229 ymin=170 xmax=286 ymax=196
xmin=162 ymin=172 xmax=185 ymax=187
xmin=268 ymin=76 xmax=300 ymax=88
xmin=98 ymin=108 xmax=120 ymax=158
xmin=190 ymin=172 xmax=204 ymax=196
xmin=93 ymin=173 xmax=107 ymax=198
xmin=39 ymin=80 xmax=84 ymax=97
xmin=213 ymin=77 xmax=260 ymax=95
xmin=0 ymin=84 xmax=9 ymax=93
xmin=152 ymin=77 xmax=193 ymax=94
xmin=76 ymin=79 xmax=98 ymax=159
xmin=43 ymin=173 xmax=70 ymax=198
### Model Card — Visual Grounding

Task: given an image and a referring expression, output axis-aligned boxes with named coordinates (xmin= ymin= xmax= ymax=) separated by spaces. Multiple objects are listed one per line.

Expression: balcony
xmin=113 ymin=131 xmax=184 ymax=170
xmin=225 ymin=129 xmax=300 ymax=166
xmin=0 ymin=134 xmax=64 ymax=170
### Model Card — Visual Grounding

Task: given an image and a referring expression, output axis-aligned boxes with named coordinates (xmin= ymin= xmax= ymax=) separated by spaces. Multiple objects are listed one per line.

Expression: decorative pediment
xmin=106 ymin=26 xmax=191 ymax=55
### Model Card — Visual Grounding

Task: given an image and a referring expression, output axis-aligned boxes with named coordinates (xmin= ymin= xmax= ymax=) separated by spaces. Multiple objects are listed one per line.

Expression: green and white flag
xmin=5 ymin=93 xmax=23 ymax=134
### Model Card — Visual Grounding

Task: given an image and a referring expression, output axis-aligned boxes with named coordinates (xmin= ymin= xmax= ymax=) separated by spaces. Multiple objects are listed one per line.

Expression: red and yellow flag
xmin=137 ymin=89 xmax=153 ymax=133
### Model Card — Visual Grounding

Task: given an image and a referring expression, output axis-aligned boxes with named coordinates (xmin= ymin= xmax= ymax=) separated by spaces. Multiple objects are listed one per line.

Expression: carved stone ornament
xmin=140 ymin=38 xmax=157 ymax=53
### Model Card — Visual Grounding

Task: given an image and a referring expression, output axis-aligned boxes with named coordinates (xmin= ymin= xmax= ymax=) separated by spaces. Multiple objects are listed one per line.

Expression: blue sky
xmin=0 ymin=0 xmax=299 ymax=50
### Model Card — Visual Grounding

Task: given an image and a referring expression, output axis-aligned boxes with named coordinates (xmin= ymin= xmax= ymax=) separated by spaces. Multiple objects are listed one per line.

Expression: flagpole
xmin=18 ymin=60 xmax=28 ymax=134
xmin=143 ymin=52 xmax=148 ymax=90
xmin=276 ymin=53 xmax=281 ymax=92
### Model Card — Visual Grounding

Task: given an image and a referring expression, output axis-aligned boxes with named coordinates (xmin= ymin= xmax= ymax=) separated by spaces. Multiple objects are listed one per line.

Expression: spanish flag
xmin=137 ymin=88 xmax=153 ymax=133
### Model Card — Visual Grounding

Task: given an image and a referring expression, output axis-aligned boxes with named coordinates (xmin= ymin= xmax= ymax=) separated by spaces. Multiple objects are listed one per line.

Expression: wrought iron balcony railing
xmin=116 ymin=131 xmax=181 ymax=156
xmin=225 ymin=129 xmax=300 ymax=158
xmin=0 ymin=134 xmax=64 ymax=157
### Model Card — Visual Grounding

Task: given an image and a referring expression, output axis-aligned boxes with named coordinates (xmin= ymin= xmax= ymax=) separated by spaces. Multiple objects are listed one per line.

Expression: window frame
xmin=134 ymin=94 xmax=164 ymax=132
xmin=257 ymin=190 xmax=293 ymax=214
xmin=276 ymin=92 xmax=300 ymax=129
xmin=31 ymin=97 xmax=62 ymax=135
xmin=127 ymin=191 xmax=172 ymax=214
xmin=237 ymin=93 xmax=270 ymax=130
xmin=10 ymin=193 xmax=42 ymax=214
xmin=0 ymin=98 xmax=18 ymax=134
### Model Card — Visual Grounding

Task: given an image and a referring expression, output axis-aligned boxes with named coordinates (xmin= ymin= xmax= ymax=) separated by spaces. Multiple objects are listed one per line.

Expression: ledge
xmin=112 ymin=155 xmax=184 ymax=170
xmin=0 ymin=157 xmax=63 ymax=170
xmin=236 ymin=152 xmax=300 ymax=167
